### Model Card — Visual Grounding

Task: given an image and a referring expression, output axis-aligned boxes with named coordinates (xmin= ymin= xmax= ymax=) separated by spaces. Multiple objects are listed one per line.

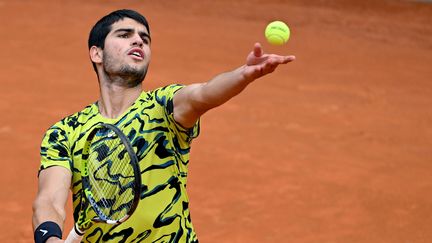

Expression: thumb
xmin=253 ymin=42 xmax=263 ymax=57
xmin=247 ymin=43 xmax=267 ymax=66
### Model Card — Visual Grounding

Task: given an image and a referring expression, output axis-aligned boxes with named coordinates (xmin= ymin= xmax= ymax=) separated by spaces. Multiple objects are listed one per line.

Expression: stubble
xmin=102 ymin=51 xmax=148 ymax=88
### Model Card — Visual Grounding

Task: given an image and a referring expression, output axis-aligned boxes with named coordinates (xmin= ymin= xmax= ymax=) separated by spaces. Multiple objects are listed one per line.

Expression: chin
xmin=121 ymin=66 xmax=148 ymax=87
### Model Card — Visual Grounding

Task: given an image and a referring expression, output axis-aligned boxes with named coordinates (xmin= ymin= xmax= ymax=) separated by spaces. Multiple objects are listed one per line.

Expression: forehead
xmin=109 ymin=17 xmax=149 ymax=34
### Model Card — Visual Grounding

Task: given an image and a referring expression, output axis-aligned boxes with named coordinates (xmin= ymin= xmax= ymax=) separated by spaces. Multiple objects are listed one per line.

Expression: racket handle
xmin=64 ymin=224 xmax=84 ymax=243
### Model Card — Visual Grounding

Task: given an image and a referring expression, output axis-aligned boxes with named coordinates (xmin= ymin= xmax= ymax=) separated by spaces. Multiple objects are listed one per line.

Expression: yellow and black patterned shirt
xmin=40 ymin=84 xmax=200 ymax=242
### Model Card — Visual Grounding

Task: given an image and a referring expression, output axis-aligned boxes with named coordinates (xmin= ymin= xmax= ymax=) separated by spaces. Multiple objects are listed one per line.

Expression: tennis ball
xmin=265 ymin=21 xmax=290 ymax=46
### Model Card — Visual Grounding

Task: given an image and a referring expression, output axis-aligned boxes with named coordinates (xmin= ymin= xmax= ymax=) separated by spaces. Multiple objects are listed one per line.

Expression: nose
xmin=131 ymin=33 xmax=143 ymax=47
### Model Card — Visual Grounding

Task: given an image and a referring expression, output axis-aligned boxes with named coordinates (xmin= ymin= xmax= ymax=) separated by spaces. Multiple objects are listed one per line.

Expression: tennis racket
xmin=65 ymin=123 xmax=141 ymax=243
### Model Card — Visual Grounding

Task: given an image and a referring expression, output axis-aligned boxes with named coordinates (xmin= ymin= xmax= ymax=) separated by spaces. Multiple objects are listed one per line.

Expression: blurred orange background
xmin=0 ymin=0 xmax=431 ymax=242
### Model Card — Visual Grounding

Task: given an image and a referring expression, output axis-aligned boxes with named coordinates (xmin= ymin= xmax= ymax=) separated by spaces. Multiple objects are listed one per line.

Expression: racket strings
xmin=87 ymin=132 xmax=137 ymax=221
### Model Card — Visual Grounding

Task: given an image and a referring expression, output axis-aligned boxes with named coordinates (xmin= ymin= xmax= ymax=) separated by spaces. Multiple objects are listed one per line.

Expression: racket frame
xmin=75 ymin=123 xmax=141 ymax=230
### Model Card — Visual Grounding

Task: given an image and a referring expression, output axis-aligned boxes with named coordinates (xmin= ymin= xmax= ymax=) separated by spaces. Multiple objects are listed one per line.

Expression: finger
xmin=267 ymin=55 xmax=292 ymax=64
xmin=253 ymin=42 xmax=263 ymax=57
xmin=283 ymin=55 xmax=296 ymax=63
xmin=267 ymin=55 xmax=296 ymax=65
xmin=264 ymin=56 xmax=294 ymax=72
xmin=265 ymin=61 xmax=278 ymax=74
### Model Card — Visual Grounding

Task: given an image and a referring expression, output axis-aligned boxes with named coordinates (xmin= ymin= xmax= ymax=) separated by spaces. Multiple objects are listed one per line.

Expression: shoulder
xmin=151 ymin=84 xmax=185 ymax=98
xmin=44 ymin=103 xmax=98 ymax=134
xmin=146 ymin=84 xmax=185 ymax=107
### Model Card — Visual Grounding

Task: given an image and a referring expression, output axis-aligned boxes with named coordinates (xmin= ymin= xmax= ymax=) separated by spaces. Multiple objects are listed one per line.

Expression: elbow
xmin=32 ymin=197 xmax=44 ymax=221
xmin=32 ymin=197 xmax=44 ymax=228
xmin=32 ymin=196 xmax=67 ymax=227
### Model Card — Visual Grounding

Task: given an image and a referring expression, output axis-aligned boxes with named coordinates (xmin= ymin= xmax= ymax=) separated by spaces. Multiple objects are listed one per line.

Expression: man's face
xmin=101 ymin=17 xmax=151 ymax=86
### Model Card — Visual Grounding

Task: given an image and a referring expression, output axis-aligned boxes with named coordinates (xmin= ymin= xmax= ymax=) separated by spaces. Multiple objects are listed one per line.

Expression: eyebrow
xmin=113 ymin=28 xmax=151 ymax=41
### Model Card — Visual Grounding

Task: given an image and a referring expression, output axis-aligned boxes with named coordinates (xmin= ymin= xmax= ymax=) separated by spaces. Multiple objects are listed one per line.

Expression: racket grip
xmin=64 ymin=225 xmax=83 ymax=243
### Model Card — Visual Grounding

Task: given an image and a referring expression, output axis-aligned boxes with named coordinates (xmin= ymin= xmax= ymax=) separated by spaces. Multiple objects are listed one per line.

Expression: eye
xmin=118 ymin=33 xmax=129 ymax=38
xmin=140 ymin=36 xmax=150 ymax=44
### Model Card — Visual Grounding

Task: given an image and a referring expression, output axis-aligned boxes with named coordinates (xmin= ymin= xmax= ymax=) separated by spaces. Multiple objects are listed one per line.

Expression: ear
xmin=89 ymin=46 xmax=103 ymax=64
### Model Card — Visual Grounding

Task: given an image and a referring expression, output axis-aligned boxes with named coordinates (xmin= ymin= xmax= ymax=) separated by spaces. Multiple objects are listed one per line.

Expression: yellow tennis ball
xmin=265 ymin=21 xmax=290 ymax=46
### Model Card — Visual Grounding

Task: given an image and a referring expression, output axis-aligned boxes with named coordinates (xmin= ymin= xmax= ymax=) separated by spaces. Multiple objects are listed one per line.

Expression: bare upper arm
xmin=37 ymin=166 xmax=71 ymax=203
xmin=33 ymin=166 xmax=72 ymax=227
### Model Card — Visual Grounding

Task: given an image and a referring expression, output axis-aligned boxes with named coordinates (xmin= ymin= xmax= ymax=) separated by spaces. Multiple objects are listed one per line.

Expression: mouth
xmin=128 ymin=48 xmax=144 ymax=60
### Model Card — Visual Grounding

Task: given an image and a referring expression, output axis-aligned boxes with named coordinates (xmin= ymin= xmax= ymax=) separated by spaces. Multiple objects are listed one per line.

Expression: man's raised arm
xmin=173 ymin=42 xmax=295 ymax=128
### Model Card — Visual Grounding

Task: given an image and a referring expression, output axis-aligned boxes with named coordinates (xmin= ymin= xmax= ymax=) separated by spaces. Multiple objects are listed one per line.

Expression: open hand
xmin=243 ymin=42 xmax=295 ymax=82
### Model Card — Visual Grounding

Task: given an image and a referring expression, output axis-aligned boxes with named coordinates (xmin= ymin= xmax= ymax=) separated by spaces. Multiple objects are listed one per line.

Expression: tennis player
xmin=32 ymin=9 xmax=295 ymax=243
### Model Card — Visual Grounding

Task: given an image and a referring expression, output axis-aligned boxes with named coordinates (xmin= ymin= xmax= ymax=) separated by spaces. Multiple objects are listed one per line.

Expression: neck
xmin=97 ymin=81 xmax=143 ymax=119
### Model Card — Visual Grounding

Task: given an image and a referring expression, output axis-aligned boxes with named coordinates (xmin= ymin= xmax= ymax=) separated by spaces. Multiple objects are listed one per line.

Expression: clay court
xmin=1 ymin=0 xmax=431 ymax=242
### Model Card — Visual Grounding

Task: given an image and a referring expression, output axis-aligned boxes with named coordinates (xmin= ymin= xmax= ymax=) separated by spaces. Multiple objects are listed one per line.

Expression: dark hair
xmin=88 ymin=9 xmax=150 ymax=72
